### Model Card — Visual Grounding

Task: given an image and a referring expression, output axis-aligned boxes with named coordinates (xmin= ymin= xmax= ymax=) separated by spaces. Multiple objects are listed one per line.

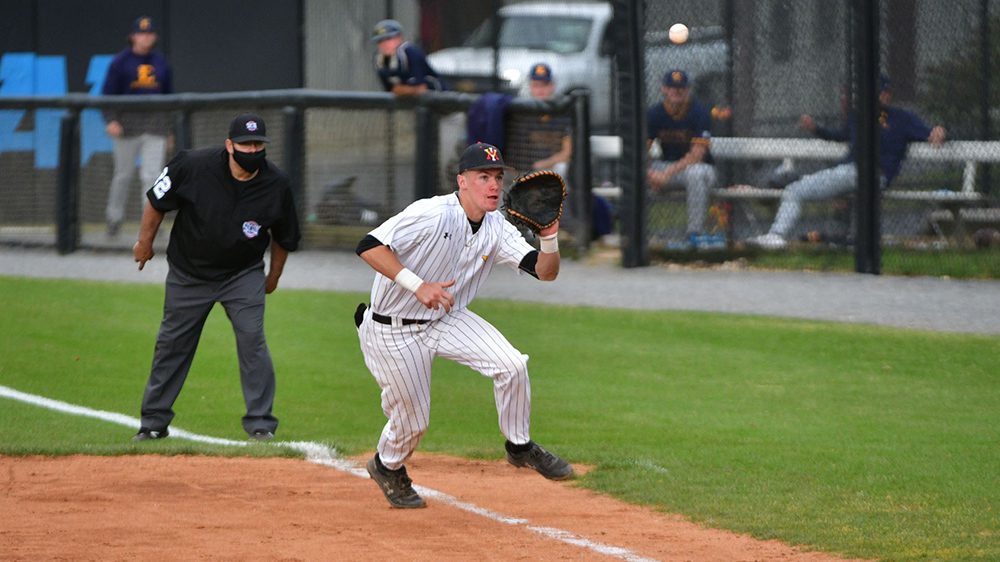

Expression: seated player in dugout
xmin=524 ymin=63 xmax=573 ymax=176
xmin=646 ymin=69 xmax=718 ymax=242
xmin=371 ymin=18 xmax=444 ymax=95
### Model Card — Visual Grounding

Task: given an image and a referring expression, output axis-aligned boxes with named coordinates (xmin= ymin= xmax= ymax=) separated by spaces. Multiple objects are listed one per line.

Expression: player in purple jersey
xmin=101 ymin=16 xmax=173 ymax=237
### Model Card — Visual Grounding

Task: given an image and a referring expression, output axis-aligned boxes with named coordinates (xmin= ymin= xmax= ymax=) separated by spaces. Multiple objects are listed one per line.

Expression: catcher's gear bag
xmin=503 ymin=169 xmax=567 ymax=234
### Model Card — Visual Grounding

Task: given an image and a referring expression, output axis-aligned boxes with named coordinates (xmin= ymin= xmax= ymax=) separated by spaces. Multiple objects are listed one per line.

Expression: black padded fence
xmin=0 ymin=89 xmax=586 ymax=254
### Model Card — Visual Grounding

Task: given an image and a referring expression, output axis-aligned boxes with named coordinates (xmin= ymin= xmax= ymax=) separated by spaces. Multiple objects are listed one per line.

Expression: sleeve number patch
xmin=152 ymin=167 xmax=172 ymax=199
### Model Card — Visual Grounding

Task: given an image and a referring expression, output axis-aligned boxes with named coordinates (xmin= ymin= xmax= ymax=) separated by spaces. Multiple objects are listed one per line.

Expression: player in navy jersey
xmin=371 ymin=19 xmax=443 ymax=95
xmin=646 ymin=70 xmax=718 ymax=246
xmin=749 ymin=75 xmax=947 ymax=249
xmin=354 ymin=142 xmax=573 ymax=509
xmin=101 ymin=16 xmax=173 ymax=237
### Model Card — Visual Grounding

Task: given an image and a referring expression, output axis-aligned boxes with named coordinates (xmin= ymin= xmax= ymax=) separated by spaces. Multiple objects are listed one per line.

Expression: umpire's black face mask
xmin=231 ymin=144 xmax=267 ymax=174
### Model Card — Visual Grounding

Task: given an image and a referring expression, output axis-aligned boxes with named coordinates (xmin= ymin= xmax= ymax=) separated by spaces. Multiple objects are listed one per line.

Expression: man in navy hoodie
xmin=101 ymin=16 xmax=173 ymax=237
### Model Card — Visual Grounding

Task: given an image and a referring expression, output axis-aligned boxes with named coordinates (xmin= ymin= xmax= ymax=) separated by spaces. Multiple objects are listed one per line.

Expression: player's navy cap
xmin=228 ymin=113 xmax=270 ymax=143
xmin=458 ymin=142 xmax=506 ymax=172
xmin=879 ymin=73 xmax=891 ymax=92
xmin=529 ymin=63 xmax=553 ymax=83
xmin=131 ymin=16 xmax=156 ymax=34
xmin=372 ymin=19 xmax=403 ymax=42
xmin=663 ymin=69 xmax=689 ymax=88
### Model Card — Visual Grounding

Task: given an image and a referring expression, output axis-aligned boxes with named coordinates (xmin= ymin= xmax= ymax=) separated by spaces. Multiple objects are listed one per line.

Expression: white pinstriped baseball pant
xmin=358 ymin=307 xmax=531 ymax=470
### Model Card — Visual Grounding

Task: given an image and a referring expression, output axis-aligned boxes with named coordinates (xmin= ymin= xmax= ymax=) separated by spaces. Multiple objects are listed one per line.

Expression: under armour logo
xmin=443 ymin=232 xmax=451 ymax=239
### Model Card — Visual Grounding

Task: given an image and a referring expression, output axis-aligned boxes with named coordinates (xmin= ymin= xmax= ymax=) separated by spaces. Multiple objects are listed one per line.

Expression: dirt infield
xmin=1 ymin=453 xmax=868 ymax=561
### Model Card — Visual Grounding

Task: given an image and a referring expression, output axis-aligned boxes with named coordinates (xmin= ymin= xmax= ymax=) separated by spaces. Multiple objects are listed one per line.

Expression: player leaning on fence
xmin=749 ymin=75 xmax=947 ymax=250
xmin=130 ymin=113 xmax=301 ymax=442
xmin=354 ymin=142 xmax=573 ymax=509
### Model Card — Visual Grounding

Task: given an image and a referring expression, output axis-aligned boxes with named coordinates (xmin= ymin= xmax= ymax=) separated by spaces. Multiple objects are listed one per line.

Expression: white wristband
xmin=394 ymin=268 xmax=424 ymax=293
xmin=539 ymin=233 xmax=559 ymax=254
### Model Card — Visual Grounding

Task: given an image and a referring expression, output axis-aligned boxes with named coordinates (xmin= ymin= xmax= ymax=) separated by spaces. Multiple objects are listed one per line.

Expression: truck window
xmin=464 ymin=15 xmax=594 ymax=54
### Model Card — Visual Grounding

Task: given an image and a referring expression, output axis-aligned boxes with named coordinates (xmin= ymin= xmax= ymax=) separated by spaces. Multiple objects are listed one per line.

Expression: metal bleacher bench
xmin=590 ymin=135 xmax=1000 ymax=238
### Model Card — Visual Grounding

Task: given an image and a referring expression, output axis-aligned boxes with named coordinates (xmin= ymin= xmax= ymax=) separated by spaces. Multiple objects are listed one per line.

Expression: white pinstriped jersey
xmin=367 ymin=192 xmax=534 ymax=320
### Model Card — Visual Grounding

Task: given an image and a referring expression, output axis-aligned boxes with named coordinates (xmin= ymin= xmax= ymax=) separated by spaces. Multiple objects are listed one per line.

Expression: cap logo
xmin=484 ymin=147 xmax=499 ymax=162
xmin=139 ymin=18 xmax=151 ymax=31
xmin=534 ymin=65 xmax=549 ymax=78
xmin=245 ymin=121 xmax=258 ymax=132
xmin=672 ymin=71 xmax=683 ymax=83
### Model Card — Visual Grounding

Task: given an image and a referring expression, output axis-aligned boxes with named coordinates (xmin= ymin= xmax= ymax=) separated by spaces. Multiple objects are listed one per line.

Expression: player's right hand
xmin=415 ymin=279 xmax=456 ymax=312
xmin=133 ymin=240 xmax=154 ymax=271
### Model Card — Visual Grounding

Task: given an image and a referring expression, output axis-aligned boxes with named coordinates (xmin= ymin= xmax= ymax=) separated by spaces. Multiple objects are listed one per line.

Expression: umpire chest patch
xmin=242 ymin=220 xmax=261 ymax=239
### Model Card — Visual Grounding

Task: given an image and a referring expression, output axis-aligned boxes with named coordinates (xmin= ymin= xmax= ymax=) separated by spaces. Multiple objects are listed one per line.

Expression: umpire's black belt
xmin=371 ymin=312 xmax=428 ymax=326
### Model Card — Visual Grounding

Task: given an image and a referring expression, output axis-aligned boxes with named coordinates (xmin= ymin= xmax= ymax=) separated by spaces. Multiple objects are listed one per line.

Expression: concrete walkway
xmin=2 ymin=247 xmax=999 ymax=335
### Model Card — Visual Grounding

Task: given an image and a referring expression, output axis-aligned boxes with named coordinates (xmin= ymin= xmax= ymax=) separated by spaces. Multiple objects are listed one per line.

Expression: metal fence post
xmin=56 ymin=110 xmax=80 ymax=255
xmin=282 ymin=105 xmax=306 ymax=222
xmin=414 ymin=105 xmax=435 ymax=200
xmin=854 ymin=0 xmax=880 ymax=275
xmin=571 ymin=90 xmax=593 ymax=253
xmin=613 ymin=0 xmax=648 ymax=268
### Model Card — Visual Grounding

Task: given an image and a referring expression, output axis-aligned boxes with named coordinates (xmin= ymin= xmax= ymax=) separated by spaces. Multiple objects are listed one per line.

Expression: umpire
xmin=131 ymin=112 xmax=301 ymax=442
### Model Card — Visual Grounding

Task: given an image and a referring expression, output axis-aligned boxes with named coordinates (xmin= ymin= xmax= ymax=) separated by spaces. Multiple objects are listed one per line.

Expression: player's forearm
xmin=535 ymin=250 xmax=560 ymax=281
xmin=136 ymin=200 xmax=165 ymax=245
xmin=360 ymin=244 xmax=405 ymax=280
xmin=268 ymin=240 xmax=289 ymax=279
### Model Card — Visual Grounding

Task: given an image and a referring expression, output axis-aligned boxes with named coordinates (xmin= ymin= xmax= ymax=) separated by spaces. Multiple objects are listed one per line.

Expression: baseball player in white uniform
xmin=355 ymin=142 xmax=573 ymax=509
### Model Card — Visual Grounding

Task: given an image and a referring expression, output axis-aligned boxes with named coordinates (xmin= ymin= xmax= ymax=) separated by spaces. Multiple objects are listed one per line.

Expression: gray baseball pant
xmin=106 ymin=133 xmax=167 ymax=227
xmin=138 ymin=261 xmax=278 ymax=435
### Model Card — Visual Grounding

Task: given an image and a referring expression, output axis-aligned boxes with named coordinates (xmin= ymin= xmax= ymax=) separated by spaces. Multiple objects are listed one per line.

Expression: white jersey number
xmin=151 ymin=167 xmax=172 ymax=199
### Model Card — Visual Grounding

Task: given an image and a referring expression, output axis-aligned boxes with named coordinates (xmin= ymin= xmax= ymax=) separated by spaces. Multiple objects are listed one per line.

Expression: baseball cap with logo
xmin=131 ymin=16 xmax=156 ymax=34
xmin=371 ymin=19 xmax=403 ymax=42
xmin=458 ymin=142 xmax=506 ymax=172
xmin=529 ymin=63 xmax=553 ymax=83
xmin=662 ymin=69 xmax=689 ymax=88
xmin=228 ymin=113 xmax=270 ymax=143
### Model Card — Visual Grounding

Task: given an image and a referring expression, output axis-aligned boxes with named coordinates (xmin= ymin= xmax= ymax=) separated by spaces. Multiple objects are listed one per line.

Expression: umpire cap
xmin=372 ymin=19 xmax=403 ymax=42
xmin=228 ymin=113 xmax=270 ymax=143
xmin=458 ymin=142 xmax=506 ymax=172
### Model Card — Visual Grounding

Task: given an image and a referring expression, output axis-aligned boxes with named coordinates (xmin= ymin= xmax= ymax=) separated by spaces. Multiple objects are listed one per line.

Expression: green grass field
xmin=1 ymin=276 xmax=998 ymax=561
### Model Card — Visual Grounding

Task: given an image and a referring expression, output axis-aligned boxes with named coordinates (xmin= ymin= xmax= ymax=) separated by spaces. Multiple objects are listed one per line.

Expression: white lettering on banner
xmin=152 ymin=167 xmax=171 ymax=199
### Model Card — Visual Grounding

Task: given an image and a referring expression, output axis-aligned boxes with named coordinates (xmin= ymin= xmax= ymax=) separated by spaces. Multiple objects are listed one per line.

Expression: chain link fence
xmin=637 ymin=0 xmax=1000 ymax=265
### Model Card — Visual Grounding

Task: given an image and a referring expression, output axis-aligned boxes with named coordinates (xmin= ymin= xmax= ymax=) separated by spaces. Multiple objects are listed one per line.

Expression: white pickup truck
xmin=427 ymin=2 xmax=728 ymax=132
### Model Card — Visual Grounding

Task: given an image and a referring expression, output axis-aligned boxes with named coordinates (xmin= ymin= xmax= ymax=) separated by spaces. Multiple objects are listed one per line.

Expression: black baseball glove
xmin=503 ymin=170 xmax=567 ymax=234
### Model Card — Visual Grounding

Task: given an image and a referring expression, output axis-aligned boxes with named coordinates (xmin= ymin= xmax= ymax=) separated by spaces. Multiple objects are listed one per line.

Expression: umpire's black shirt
xmin=146 ymin=147 xmax=301 ymax=281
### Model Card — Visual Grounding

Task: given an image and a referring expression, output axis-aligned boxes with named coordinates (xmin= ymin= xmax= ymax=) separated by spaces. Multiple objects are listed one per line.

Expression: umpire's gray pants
xmin=139 ymin=261 xmax=278 ymax=434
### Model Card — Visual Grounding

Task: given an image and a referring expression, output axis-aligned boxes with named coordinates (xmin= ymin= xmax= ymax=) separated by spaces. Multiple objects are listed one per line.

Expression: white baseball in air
xmin=668 ymin=23 xmax=689 ymax=44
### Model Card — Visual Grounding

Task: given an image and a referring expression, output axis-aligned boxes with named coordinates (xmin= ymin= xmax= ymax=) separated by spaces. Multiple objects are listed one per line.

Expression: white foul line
xmin=0 ymin=384 xmax=658 ymax=562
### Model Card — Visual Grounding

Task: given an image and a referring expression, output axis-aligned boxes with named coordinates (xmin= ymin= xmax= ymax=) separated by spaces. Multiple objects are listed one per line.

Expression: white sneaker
xmin=748 ymin=233 xmax=787 ymax=249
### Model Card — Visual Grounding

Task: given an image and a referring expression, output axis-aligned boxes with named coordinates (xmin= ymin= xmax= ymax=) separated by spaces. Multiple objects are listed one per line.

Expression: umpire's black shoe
xmin=249 ymin=430 xmax=274 ymax=441
xmin=505 ymin=440 xmax=574 ymax=480
xmin=132 ymin=427 xmax=169 ymax=441
xmin=366 ymin=455 xmax=426 ymax=509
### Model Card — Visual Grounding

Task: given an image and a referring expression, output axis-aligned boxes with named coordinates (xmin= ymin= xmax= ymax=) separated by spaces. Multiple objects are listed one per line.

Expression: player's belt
xmin=370 ymin=312 xmax=428 ymax=326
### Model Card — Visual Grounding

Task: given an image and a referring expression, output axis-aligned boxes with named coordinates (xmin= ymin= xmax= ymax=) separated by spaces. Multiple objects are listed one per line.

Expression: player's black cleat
xmin=249 ymin=430 xmax=274 ymax=441
xmin=132 ymin=427 xmax=169 ymax=441
xmin=366 ymin=455 xmax=426 ymax=509
xmin=505 ymin=441 xmax=574 ymax=480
